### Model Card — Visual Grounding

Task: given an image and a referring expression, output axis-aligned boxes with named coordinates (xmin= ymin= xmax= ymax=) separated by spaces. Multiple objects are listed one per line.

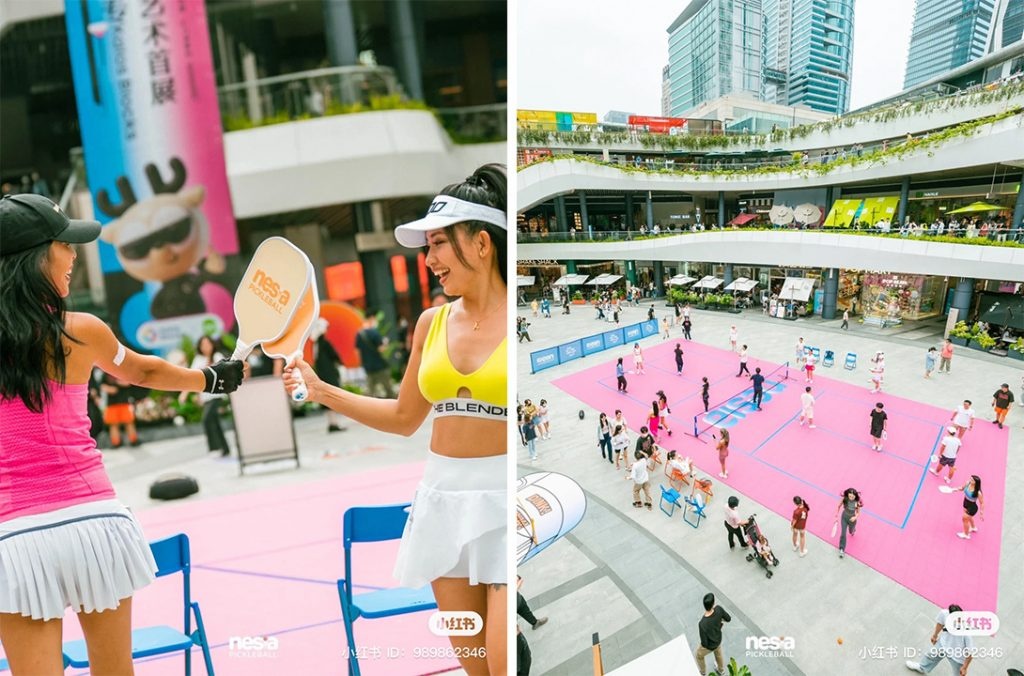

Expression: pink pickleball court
xmin=33 ymin=463 xmax=462 ymax=675
xmin=551 ymin=338 xmax=1007 ymax=612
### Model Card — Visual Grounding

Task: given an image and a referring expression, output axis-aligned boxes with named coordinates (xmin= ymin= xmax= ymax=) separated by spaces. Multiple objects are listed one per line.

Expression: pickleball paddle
xmin=263 ymin=253 xmax=319 ymax=402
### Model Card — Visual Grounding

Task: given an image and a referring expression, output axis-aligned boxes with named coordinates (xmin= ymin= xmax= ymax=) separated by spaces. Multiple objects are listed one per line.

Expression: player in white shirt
xmin=930 ymin=427 xmax=962 ymax=483
xmin=948 ymin=400 xmax=975 ymax=439
xmin=798 ymin=386 xmax=816 ymax=428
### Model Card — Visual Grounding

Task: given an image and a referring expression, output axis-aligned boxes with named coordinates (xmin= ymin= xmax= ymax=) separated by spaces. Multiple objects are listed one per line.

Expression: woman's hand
xmin=283 ymin=357 xmax=323 ymax=402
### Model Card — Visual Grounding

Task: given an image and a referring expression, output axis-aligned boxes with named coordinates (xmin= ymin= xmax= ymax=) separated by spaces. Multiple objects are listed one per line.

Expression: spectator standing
xmin=355 ymin=311 xmax=395 ymax=398
xmin=694 ymin=593 xmax=732 ymax=676
xmin=835 ymin=488 xmax=862 ymax=558
xmin=616 ymin=358 xmax=628 ymax=393
xmin=905 ymin=604 xmax=974 ymax=674
xmin=632 ymin=343 xmax=645 ymax=375
xmin=611 ymin=424 xmax=630 ymax=469
xmin=939 ymin=339 xmax=954 ymax=373
xmin=597 ymin=412 xmax=613 ymax=464
xmin=736 ymin=344 xmax=750 ymax=377
xmin=723 ymin=496 xmax=749 ymax=549
xmin=798 ymin=386 xmax=816 ymax=428
xmin=682 ymin=317 xmax=693 ymax=340
xmin=612 ymin=409 xmax=628 ymax=435
xmin=841 ymin=308 xmax=849 ymax=330
xmin=530 ymin=298 xmax=539 ymax=317
xmin=536 ymin=399 xmax=550 ymax=440
xmin=626 ymin=450 xmax=654 ymax=510
xmin=791 ymin=496 xmax=809 ymax=557
xmin=869 ymin=402 xmax=888 ymax=451
xmin=517 ymin=316 xmax=532 ymax=342
xmin=949 ymin=400 xmax=975 ymax=438
xmin=674 ymin=303 xmax=682 ymax=326
xmin=662 ymin=316 xmax=671 ymax=339
xmin=729 ymin=325 xmax=738 ymax=351
xmin=750 ymin=367 xmax=765 ymax=410
xmin=924 ymin=347 xmax=938 ymax=379
xmin=312 ymin=319 xmax=348 ymax=433
xmin=957 ymin=475 xmax=984 ymax=539
xmin=992 ymin=383 xmax=1014 ymax=429
xmin=184 ymin=336 xmax=232 ymax=456
xmin=683 ymin=303 xmax=692 ymax=321
xmin=701 ymin=377 xmax=710 ymax=413
xmin=522 ymin=415 xmax=538 ymax=462
xmin=795 ymin=338 xmax=806 ymax=370
xmin=930 ymin=427 xmax=962 ymax=484
xmin=715 ymin=428 xmax=730 ymax=478
xmin=540 ymin=298 xmax=551 ymax=318
xmin=101 ymin=373 xmax=140 ymax=448
xmin=674 ymin=343 xmax=684 ymax=375
xmin=635 ymin=426 xmax=656 ymax=459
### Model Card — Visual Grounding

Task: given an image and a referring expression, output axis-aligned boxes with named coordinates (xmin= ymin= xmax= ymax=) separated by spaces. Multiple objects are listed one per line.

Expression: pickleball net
xmin=692 ymin=361 xmax=789 ymax=437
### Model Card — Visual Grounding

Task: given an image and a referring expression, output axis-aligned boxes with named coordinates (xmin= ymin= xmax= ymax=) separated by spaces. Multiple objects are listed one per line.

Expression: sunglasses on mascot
xmin=117 ymin=215 xmax=192 ymax=260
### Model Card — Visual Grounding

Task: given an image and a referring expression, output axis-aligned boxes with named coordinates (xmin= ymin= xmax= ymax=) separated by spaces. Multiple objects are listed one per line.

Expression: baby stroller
xmin=743 ymin=514 xmax=780 ymax=578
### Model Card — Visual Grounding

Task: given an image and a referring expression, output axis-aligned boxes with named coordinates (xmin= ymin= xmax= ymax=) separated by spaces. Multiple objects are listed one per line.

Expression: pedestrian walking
xmin=949 ymin=400 xmax=975 ymax=438
xmin=804 ymin=350 xmax=816 ymax=383
xmin=626 ymin=450 xmax=654 ymax=510
xmin=694 ymin=593 xmax=732 ymax=676
xmin=540 ymin=298 xmax=551 ymax=318
xmin=841 ymin=308 xmax=849 ymax=330
xmin=723 ymin=496 xmax=749 ymax=549
xmin=530 ymin=298 xmax=539 ymax=317
xmin=795 ymin=338 xmax=806 ymax=369
xmin=647 ymin=401 xmax=662 ymax=442
xmin=683 ymin=303 xmax=691 ymax=321
xmin=536 ymin=399 xmax=551 ymax=440
xmin=729 ymin=325 xmax=738 ymax=351
xmin=736 ymin=344 xmax=750 ymax=377
xmin=674 ymin=343 xmax=684 ymax=375
xmin=924 ymin=347 xmax=938 ymax=378
xmin=632 ymin=343 xmax=645 ymax=375
xmin=522 ymin=415 xmax=538 ymax=462
xmin=791 ymin=496 xmax=809 ymax=557
xmin=715 ymin=428 xmax=730 ymax=478
xmin=674 ymin=303 xmax=682 ymax=326
xmin=662 ymin=316 xmax=671 ymax=339
xmin=517 ymin=627 xmax=531 ymax=676
xmin=929 ymin=426 xmax=962 ymax=483
xmin=616 ymin=358 xmax=628 ymax=393
xmin=701 ymin=377 xmax=710 ymax=413
xmin=835 ymin=488 xmax=862 ymax=558
xmin=516 ymin=576 xmax=548 ymax=631
xmin=647 ymin=305 xmax=655 ymax=322
xmin=597 ymin=412 xmax=613 ymax=464
xmin=869 ymin=352 xmax=885 ymax=393
xmin=992 ymin=383 xmax=1014 ymax=429
xmin=798 ymin=386 xmax=815 ymax=428
xmin=611 ymin=424 xmax=630 ymax=469
xmin=957 ymin=475 xmax=984 ymax=540
xmin=656 ymin=390 xmax=673 ymax=436
xmin=750 ymin=367 xmax=765 ymax=410
xmin=869 ymin=402 xmax=888 ymax=451
xmin=682 ymin=317 xmax=693 ymax=340
xmin=939 ymin=339 xmax=954 ymax=373
xmin=904 ymin=604 xmax=975 ymax=674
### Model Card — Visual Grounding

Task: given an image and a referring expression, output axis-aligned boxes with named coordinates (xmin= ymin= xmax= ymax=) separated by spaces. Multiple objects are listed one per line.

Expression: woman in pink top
xmin=0 ymin=195 xmax=244 ymax=674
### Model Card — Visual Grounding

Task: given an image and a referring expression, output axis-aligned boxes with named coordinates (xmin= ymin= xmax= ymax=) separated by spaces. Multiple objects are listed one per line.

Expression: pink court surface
xmin=552 ymin=338 xmax=1008 ymax=612
xmin=49 ymin=463 xmax=460 ymax=675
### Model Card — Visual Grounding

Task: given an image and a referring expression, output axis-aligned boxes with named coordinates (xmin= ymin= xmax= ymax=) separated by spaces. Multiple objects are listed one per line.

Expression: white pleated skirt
xmin=394 ymin=452 xmax=507 ymax=589
xmin=0 ymin=500 xmax=157 ymax=621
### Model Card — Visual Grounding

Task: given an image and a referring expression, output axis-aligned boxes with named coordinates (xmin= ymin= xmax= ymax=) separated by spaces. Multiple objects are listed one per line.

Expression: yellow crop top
xmin=418 ymin=303 xmax=507 ymax=419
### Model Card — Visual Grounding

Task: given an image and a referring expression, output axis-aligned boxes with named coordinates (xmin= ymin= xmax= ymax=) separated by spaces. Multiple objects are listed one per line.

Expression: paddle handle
xmin=287 ymin=351 xmax=308 ymax=402
xmin=231 ymin=339 xmax=253 ymax=362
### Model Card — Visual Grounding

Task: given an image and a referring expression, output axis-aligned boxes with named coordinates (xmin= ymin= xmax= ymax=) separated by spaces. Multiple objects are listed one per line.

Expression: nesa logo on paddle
xmin=248 ymin=268 xmax=292 ymax=313
xmin=228 ymin=635 xmax=279 ymax=658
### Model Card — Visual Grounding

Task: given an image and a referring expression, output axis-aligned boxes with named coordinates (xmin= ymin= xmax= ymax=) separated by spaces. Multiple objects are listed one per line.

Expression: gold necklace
xmin=464 ymin=298 xmax=507 ymax=330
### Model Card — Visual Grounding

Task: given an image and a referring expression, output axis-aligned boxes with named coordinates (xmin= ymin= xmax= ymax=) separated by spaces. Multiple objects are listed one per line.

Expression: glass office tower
xmin=904 ymin=0 xmax=996 ymax=88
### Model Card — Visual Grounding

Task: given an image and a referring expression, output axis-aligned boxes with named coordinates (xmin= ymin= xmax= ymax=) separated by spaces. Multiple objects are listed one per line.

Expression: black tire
xmin=149 ymin=474 xmax=199 ymax=500
xmin=767 ymin=571 xmax=773 ymax=579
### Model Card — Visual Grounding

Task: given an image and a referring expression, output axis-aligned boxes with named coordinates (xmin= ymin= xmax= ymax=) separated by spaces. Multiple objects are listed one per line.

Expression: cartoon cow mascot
xmin=97 ymin=158 xmax=232 ymax=336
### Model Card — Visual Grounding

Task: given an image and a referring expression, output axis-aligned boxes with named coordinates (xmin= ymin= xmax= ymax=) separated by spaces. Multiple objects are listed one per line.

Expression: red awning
xmin=728 ymin=213 xmax=758 ymax=226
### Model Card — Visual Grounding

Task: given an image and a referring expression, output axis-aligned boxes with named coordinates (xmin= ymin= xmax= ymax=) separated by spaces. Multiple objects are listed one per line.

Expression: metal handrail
xmin=217 ymin=65 xmax=399 ymax=93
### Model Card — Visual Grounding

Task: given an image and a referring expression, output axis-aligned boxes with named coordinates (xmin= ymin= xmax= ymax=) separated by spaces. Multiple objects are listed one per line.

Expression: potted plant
xmin=571 ymin=290 xmax=586 ymax=305
xmin=726 ymin=657 xmax=752 ymax=676
xmin=948 ymin=321 xmax=971 ymax=346
xmin=1010 ymin=337 xmax=1024 ymax=361
xmin=970 ymin=331 xmax=996 ymax=352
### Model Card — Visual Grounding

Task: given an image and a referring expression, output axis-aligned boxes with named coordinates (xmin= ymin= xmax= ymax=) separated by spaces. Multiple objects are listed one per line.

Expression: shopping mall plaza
xmin=515 ymin=70 xmax=1024 ymax=674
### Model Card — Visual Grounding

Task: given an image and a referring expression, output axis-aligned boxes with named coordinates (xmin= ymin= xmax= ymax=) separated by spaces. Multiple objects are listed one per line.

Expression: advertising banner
xmin=640 ymin=319 xmax=659 ymax=337
xmin=557 ymin=339 xmax=583 ymax=365
xmin=623 ymin=323 xmax=643 ymax=343
xmin=581 ymin=333 xmax=605 ymax=356
xmin=65 ymin=0 xmax=239 ymax=352
xmin=602 ymin=327 xmax=625 ymax=348
xmin=530 ymin=347 xmax=560 ymax=374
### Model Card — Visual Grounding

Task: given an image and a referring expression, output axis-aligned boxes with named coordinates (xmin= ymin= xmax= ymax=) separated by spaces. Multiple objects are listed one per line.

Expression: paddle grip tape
xmin=113 ymin=342 xmax=126 ymax=366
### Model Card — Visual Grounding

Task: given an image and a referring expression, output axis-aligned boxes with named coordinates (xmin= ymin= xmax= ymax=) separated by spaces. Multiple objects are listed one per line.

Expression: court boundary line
xmin=192 ymin=564 xmax=385 ymax=591
xmin=901 ymin=426 xmax=947 ymax=528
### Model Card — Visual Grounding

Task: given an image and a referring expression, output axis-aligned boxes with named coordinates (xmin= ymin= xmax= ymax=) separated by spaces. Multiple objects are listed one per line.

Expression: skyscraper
xmin=662 ymin=64 xmax=672 ymax=116
xmin=990 ymin=0 xmax=1024 ymax=52
xmin=904 ymin=0 xmax=997 ymax=88
xmin=666 ymin=0 xmax=764 ymax=116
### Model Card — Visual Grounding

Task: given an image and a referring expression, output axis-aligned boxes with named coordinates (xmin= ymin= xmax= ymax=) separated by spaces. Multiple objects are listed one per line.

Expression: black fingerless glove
xmin=202 ymin=359 xmax=244 ymax=394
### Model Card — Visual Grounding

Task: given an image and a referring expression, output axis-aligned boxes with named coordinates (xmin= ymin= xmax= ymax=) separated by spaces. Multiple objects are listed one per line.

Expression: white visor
xmin=394 ymin=195 xmax=506 ymax=248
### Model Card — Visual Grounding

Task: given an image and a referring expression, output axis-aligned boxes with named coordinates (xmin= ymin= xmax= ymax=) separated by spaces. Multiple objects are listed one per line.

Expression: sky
xmin=517 ymin=0 xmax=917 ymax=116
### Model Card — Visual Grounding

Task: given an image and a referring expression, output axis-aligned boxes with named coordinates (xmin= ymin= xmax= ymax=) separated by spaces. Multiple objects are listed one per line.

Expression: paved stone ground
xmin=516 ymin=300 xmax=1024 ymax=675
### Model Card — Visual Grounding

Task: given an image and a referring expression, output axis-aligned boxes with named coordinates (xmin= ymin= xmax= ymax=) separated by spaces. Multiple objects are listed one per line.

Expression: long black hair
xmin=0 ymin=242 xmax=80 ymax=412
xmin=438 ymin=163 xmax=506 ymax=284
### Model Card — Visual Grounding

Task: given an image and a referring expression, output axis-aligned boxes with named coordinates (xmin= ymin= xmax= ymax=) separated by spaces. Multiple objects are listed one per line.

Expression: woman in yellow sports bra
xmin=284 ymin=164 xmax=507 ymax=675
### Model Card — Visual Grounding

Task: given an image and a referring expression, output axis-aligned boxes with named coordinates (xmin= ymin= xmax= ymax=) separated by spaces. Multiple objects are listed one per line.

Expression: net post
xmin=693 ymin=414 xmax=699 ymax=437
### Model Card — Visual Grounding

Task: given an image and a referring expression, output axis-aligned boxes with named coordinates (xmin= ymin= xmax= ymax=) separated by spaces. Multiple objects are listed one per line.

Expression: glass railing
xmin=435 ymin=103 xmax=507 ymax=144
xmin=517 ymin=225 xmax=1024 ymax=247
xmin=218 ymin=65 xmax=410 ymax=131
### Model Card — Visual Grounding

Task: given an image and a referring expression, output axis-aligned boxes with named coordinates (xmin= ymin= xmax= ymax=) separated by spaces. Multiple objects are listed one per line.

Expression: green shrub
xmin=974 ymin=332 xmax=996 ymax=349
xmin=949 ymin=321 xmax=972 ymax=339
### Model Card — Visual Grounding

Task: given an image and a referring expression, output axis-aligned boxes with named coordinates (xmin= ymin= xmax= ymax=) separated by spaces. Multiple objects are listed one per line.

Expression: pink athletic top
xmin=0 ymin=382 xmax=116 ymax=521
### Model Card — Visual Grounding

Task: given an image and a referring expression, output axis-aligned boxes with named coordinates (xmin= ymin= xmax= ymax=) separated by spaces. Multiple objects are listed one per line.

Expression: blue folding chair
xmin=808 ymin=346 xmax=820 ymax=361
xmin=844 ymin=352 xmax=857 ymax=370
xmin=0 ymin=658 xmax=7 ymax=671
xmin=63 ymin=534 xmax=214 ymax=675
xmin=338 ymin=504 xmax=437 ymax=676
xmin=822 ymin=350 xmax=835 ymax=367
xmin=683 ymin=494 xmax=708 ymax=529
xmin=659 ymin=485 xmax=682 ymax=517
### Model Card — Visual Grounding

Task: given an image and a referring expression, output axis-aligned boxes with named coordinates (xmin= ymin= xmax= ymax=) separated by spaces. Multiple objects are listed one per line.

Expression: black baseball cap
xmin=0 ymin=194 xmax=101 ymax=256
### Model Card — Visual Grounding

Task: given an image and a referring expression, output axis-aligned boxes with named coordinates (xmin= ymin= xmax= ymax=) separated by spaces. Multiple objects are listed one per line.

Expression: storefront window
xmin=860 ymin=273 xmax=946 ymax=325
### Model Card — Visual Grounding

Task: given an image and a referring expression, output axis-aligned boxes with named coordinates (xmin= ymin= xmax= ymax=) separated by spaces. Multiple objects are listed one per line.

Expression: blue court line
xmin=743 ymin=404 xmax=808 ymax=456
xmin=201 ymin=537 xmax=338 ymax=565
xmin=192 ymin=564 xmax=384 ymax=591
xmin=901 ymin=426 xmax=947 ymax=529
xmin=746 ymin=451 xmax=905 ymax=530
xmin=696 ymin=376 xmax=789 ymax=439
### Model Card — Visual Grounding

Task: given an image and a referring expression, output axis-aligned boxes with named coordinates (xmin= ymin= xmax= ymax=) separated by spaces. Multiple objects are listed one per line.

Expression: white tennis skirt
xmin=394 ymin=451 xmax=507 ymax=589
xmin=0 ymin=500 xmax=157 ymax=621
